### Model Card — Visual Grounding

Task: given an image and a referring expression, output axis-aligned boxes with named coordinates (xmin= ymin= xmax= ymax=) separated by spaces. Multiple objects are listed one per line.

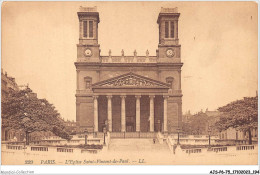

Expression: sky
xmin=2 ymin=1 xmax=258 ymax=121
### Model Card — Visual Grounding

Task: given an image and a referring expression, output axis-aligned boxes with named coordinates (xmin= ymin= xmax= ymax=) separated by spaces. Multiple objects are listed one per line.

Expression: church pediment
xmin=92 ymin=72 xmax=170 ymax=89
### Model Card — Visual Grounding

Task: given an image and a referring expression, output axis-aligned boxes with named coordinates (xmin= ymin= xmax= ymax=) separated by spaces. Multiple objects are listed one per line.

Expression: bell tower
xmin=157 ymin=7 xmax=181 ymax=62
xmin=77 ymin=6 xmax=100 ymax=62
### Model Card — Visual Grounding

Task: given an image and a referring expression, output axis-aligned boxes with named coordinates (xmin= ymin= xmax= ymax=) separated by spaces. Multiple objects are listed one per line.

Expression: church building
xmin=75 ymin=6 xmax=183 ymax=135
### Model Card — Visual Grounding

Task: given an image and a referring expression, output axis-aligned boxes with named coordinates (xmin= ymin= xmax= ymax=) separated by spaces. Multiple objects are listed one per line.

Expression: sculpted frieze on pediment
xmin=92 ymin=72 xmax=170 ymax=89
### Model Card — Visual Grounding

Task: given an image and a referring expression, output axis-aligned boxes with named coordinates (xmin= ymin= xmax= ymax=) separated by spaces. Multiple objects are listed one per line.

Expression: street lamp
xmin=25 ymin=131 xmax=31 ymax=146
xmin=93 ymin=125 xmax=95 ymax=138
xmin=103 ymin=126 xmax=107 ymax=145
xmin=174 ymin=127 xmax=182 ymax=155
xmin=208 ymin=126 xmax=212 ymax=149
xmin=158 ymin=120 xmax=161 ymax=132
xmin=105 ymin=120 xmax=108 ymax=131
xmin=177 ymin=127 xmax=181 ymax=145
xmin=84 ymin=129 xmax=88 ymax=145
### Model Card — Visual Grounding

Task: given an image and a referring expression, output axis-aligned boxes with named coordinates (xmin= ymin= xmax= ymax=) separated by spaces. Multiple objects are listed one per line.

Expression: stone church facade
xmin=75 ymin=6 xmax=183 ymax=134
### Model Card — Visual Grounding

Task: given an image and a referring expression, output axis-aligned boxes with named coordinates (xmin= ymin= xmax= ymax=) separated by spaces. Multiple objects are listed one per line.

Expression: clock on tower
xmin=77 ymin=6 xmax=100 ymax=62
xmin=157 ymin=7 xmax=181 ymax=63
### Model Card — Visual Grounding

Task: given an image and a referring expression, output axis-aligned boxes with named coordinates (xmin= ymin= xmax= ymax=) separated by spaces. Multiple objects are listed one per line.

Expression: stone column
xmin=76 ymin=70 xmax=80 ymax=90
xmin=93 ymin=95 xmax=99 ymax=132
xmin=135 ymin=95 xmax=141 ymax=132
xmin=163 ymin=96 xmax=169 ymax=133
xmin=174 ymin=20 xmax=178 ymax=39
xmin=79 ymin=20 xmax=82 ymax=38
xmin=107 ymin=95 xmax=112 ymax=132
xmin=149 ymin=95 xmax=155 ymax=132
xmin=120 ymin=95 xmax=126 ymax=132
xmin=178 ymin=70 xmax=181 ymax=90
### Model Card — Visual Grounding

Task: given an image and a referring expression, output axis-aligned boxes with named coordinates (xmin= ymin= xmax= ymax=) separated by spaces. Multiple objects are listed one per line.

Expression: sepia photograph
xmin=0 ymin=1 xmax=258 ymax=173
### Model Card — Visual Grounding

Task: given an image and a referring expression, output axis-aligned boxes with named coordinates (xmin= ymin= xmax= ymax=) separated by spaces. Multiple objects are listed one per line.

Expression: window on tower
xmin=165 ymin=21 xmax=169 ymax=38
xmin=170 ymin=21 xmax=174 ymax=38
xmin=165 ymin=21 xmax=174 ymax=39
xmin=89 ymin=21 xmax=93 ymax=38
xmin=83 ymin=20 xmax=94 ymax=38
xmin=83 ymin=21 xmax=88 ymax=37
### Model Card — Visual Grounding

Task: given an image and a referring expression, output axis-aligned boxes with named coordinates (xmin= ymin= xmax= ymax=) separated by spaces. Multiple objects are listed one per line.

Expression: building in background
xmin=219 ymin=127 xmax=258 ymax=143
xmin=64 ymin=120 xmax=77 ymax=135
xmin=1 ymin=71 xmax=60 ymax=142
xmin=75 ymin=7 xmax=183 ymax=135
xmin=1 ymin=69 xmax=21 ymax=141
xmin=1 ymin=69 xmax=19 ymax=99
xmin=182 ymin=110 xmax=192 ymax=123
xmin=205 ymin=109 xmax=221 ymax=136
xmin=205 ymin=109 xmax=258 ymax=143
xmin=182 ymin=108 xmax=258 ymax=144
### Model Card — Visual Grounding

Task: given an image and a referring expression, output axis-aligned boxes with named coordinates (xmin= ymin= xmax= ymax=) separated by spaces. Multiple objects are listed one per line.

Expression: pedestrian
xmin=153 ymin=138 xmax=156 ymax=144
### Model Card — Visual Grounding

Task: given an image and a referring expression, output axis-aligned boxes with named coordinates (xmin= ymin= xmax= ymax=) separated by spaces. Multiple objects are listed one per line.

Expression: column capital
xmin=163 ymin=95 xmax=169 ymax=99
xmin=135 ymin=95 xmax=141 ymax=99
xmin=106 ymin=95 xmax=113 ymax=99
xmin=120 ymin=95 xmax=126 ymax=99
xmin=149 ymin=95 xmax=155 ymax=99
xmin=93 ymin=95 xmax=99 ymax=100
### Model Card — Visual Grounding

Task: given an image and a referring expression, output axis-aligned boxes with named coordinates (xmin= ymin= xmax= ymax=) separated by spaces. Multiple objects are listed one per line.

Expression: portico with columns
xmin=75 ymin=6 xmax=183 ymax=135
xmin=89 ymin=72 xmax=173 ymax=133
xmin=92 ymin=94 xmax=169 ymax=133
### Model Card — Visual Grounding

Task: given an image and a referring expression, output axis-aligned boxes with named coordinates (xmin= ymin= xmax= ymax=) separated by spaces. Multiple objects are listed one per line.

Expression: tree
xmin=182 ymin=112 xmax=209 ymax=135
xmin=2 ymin=88 xmax=71 ymax=145
xmin=215 ymin=96 xmax=258 ymax=144
xmin=191 ymin=112 xmax=209 ymax=135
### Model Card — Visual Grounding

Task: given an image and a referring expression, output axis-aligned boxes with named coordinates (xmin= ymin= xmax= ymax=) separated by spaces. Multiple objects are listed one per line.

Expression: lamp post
xmin=158 ymin=120 xmax=161 ymax=132
xmin=103 ymin=126 xmax=107 ymax=145
xmin=175 ymin=127 xmax=182 ymax=155
xmin=84 ymin=130 xmax=88 ymax=145
xmin=93 ymin=125 xmax=95 ymax=138
xmin=25 ymin=131 xmax=31 ymax=146
xmin=177 ymin=127 xmax=181 ymax=145
xmin=105 ymin=120 xmax=108 ymax=132
xmin=208 ymin=126 xmax=212 ymax=149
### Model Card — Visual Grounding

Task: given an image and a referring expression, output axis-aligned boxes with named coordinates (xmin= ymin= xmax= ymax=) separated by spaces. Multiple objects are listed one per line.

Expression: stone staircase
xmin=108 ymin=138 xmax=170 ymax=153
xmin=107 ymin=138 xmax=175 ymax=164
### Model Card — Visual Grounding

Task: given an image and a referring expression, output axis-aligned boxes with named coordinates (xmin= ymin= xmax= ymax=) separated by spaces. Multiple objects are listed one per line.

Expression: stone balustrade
xmin=236 ymin=145 xmax=255 ymax=151
xmin=171 ymin=134 xmax=219 ymax=140
xmin=101 ymin=56 xmax=157 ymax=63
xmin=168 ymin=134 xmax=219 ymax=145
xmin=6 ymin=145 xmax=23 ymax=150
xmin=31 ymin=146 xmax=48 ymax=151
xmin=3 ymin=143 xmax=258 ymax=158
xmin=212 ymin=147 xmax=228 ymax=152
xmin=57 ymin=147 xmax=74 ymax=153
xmin=184 ymin=148 xmax=202 ymax=154
xmin=87 ymin=139 xmax=101 ymax=144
